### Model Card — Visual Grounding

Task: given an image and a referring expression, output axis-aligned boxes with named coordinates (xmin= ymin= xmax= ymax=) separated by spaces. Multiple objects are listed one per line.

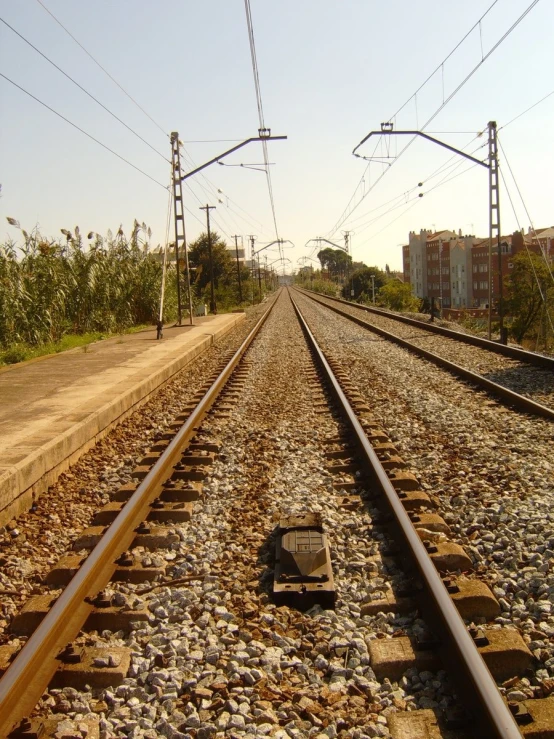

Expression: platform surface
xmin=0 ymin=314 xmax=244 ymax=523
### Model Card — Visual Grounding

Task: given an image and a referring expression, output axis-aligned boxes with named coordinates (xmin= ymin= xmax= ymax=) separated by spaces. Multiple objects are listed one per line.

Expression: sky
xmin=1 ymin=0 xmax=553 ymax=273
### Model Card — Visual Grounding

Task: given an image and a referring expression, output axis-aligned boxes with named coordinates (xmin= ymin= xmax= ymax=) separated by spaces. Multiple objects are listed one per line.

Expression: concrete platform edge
xmin=0 ymin=313 xmax=244 ymax=525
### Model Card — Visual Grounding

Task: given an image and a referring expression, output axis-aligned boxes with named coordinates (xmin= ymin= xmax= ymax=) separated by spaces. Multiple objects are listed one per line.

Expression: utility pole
xmin=257 ymin=252 xmax=262 ymax=299
xmin=488 ymin=121 xmax=503 ymax=341
xmin=233 ymin=235 xmax=243 ymax=303
xmin=249 ymin=235 xmax=257 ymax=304
xmin=439 ymin=239 xmax=443 ymax=316
xmin=200 ymin=204 xmax=217 ymax=314
xmin=343 ymin=230 xmax=353 ymax=297
xmin=170 ymin=132 xmax=194 ymax=326
xmin=371 ymin=275 xmax=375 ymax=304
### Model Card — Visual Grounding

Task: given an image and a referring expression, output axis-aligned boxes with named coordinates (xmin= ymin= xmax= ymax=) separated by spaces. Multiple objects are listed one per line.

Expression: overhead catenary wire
xmin=243 ymin=0 xmax=281 ymax=252
xmin=342 ymin=137 xmax=485 ymax=233
xmin=328 ymin=0 xmax=542 ymax=238
xmin=0 ymin=17 xmax=169 ymax=162
xmin=178 ymin=144 xmax=273 ymax=242
xmin=0 ymin=72 xmax=169 ymax=190
xmin=354 ymin=159 xmax=480 ymax=248
xmin=35 ymin=0 xmax=168 ymax=137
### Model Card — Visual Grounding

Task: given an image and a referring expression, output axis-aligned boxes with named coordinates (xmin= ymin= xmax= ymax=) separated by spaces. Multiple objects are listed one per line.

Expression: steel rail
xmin=298 ymin=288 xmax=554 ymax=421
xmin=298 ymin=287 xmax=554 ymax=370
xmin=290 ymin=292 xmax=521 ymax=739
xmin=0 ymin=296 xmax=278 ymax=737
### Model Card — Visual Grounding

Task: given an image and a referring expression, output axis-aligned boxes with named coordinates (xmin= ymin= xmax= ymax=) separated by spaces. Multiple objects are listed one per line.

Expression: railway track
xmin=296 ymin=288 xmax=554 ymax=418
xmin=0 ymin=289 xmax=552 ymax=738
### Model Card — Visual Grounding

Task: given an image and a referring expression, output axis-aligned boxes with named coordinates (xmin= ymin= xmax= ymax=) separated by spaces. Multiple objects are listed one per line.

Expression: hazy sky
xmin=1 ymin=0 xmax=553 ymax=271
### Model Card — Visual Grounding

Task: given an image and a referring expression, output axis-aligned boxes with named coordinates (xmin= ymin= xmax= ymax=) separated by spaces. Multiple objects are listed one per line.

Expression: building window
xmin=473 ymin=281 xmax=478 ymax=290
xmin=473 ymin=264 xmax=478 ymax=273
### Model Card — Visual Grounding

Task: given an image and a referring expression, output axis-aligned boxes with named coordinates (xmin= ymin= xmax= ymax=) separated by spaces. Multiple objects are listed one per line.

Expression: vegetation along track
xmin=297 ymin=288 xmax=554 ymax=416
xmin=0 ymin=288 xmax=552 ymax=737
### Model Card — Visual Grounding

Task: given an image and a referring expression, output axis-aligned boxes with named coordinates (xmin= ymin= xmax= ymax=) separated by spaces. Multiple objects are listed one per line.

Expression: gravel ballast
xmin=295 ymin=290 xmax=554 ymax=688
xmin=0 ymin=303 xmax=269 ymax=643
xmin=29 ymin=290 xmax=466 ymax=739
xmin=4 ymin=288 xmax=553 ymax=737
xmin=304 ymin=291 xmax=554 ymax=409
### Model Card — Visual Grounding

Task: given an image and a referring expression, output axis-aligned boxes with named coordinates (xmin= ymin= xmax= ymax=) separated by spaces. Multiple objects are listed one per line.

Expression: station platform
xmin=0 ymin=314 xmax=245 ymax=525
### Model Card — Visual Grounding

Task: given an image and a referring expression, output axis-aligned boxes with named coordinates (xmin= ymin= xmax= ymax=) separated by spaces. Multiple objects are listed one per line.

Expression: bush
xmin=377 ymin=281 xmax=420 ymax=311
xmin=309 ymin=279 xmax=338 ymax=297
xmin=1 ymin=345 xmax=28 ymax=364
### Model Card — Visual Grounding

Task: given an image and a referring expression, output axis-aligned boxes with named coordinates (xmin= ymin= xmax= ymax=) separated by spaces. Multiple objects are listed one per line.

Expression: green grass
xmin=0 ymin=324 xmax=151 ymax=367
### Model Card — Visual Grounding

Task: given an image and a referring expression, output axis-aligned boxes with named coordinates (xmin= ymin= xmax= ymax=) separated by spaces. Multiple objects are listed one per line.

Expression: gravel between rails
xmin=295 ymin=291 xmax=554 ymax=691
xmin=0 ymin=303 xmax=269 ymax=644
xmin=30 ymin=289 xmax=466 ymax=739
xmin=303 ymin=291 xmax=554 ymax=409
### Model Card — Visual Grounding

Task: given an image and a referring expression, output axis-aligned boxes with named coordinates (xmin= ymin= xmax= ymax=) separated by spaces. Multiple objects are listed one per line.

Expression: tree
xmin=505 ymin=251 xmax=554 ymax=344
xmin=188 ymin=231 xmax=233 ymax=292
xmin=343 ymin=266 xmax=387 ymax=300
xmin=317 ymin=247 xmax=351 ymax=280
xmin=377 ymin=280 xmax=420 ymax=311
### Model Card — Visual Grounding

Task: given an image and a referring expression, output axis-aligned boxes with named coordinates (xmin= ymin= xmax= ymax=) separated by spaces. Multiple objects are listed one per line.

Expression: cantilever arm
xmin=181 ymin=136 xmax=287 ymax=181
xmin=352 ymin=130 xmax=488 ymax=169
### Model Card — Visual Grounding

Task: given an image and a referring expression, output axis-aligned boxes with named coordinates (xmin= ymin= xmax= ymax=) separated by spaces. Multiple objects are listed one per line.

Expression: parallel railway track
xmin=0 ymin=289 xmax=552 ymax=738
xmin=296 ymin=288 xmax=554 ymax=420
xmin=299 ymin=288 xmax=554 ymax=370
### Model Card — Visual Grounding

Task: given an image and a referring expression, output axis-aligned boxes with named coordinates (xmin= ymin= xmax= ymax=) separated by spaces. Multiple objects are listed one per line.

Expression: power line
xmin=500 ymin=89 xmax=554 ymax=131
xmin=389 ymin=0 xmax=500 ymax=123
xmin=499 ymin=167 xmax=554 ymax=336
xmin=354 ymin=159 xmax=479 ymax=246
xmin=243 ymin=0 xmax=281 ymax=249
xmin=329 ymin=0 xmax=541 ymax=237
xmin=179 ymin=139 xmax=246 ymax=143
xmin=35 ymin=0 xmax=168 ymax=137
xmin=178 ymin=145 xmax=272 ymax=241
xmin=498 ymin=136 xmax=554 ymax=286
xmin=342 ymin=137 xmax=485 ymax=232
xmin=0 ymin=16 xmax=169 ymax=162
xmin=0 ymin=72 xmax=168 ymax=190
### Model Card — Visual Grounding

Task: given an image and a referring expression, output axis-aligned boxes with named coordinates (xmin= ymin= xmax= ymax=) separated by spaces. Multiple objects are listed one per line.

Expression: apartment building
xmin=403 ymin=229 xmax=473 ymax=307
xmin=402 ymin=226 xmax=553 ymax=308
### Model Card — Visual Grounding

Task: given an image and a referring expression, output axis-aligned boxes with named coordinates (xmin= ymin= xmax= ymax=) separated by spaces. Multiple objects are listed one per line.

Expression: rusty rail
xmin=298 ymin=287 xmax=554 ymax=370
xmin=0 ymin=296 xmax=277 ymax=737
xmin=298 ymin=288 xmax=554 ymax=421
xmin=290 ymin=293 xmax=521 ymax=738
